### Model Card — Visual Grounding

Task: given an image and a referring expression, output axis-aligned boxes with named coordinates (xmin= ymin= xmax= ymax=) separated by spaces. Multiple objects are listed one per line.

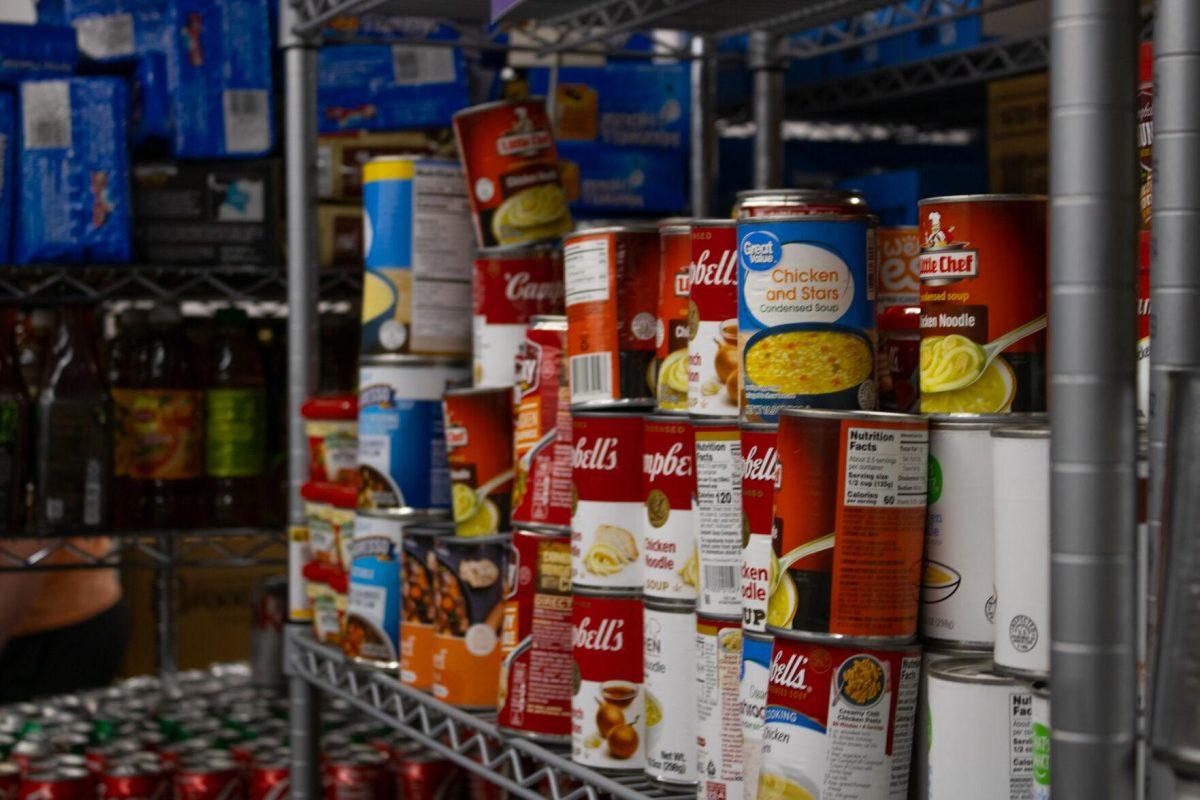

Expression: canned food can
xmin=688 ymin=220 xmax=740 ymax=416
xmin=497 ymin=526 xmax=573 ymax=743
xmin=696 ymin=614 xmax=744 ymax=800
xmin=571 ymin=412 xmax=644 ymax=591
xmin=305 ymin=562 xmax=346 ymax=645
xmin=393 ymin=747 xmax=463 ymax=799
xmin=740 ymin=631 xmax=772 ymax=798
xmin=876 ymin=226 xmax=920 ymax=309
xmin=918 ymin=195 xmax=1048 ymax=414
xmin=759 ymin=631 xmax=920 ymax=799
xmin=361 ymin=156 xmax=473 ymax=358
xmin=512 ymin=315 xmax=572 ymax=528
xmin=472 ymin=244 xmax=564 ymax=387
xmin=992 ymin=426 xmax=1050 ymax=679
xmin=642 ymin=599 xmax=698 ymax=786
xmin=1139 ymin=40 xmax=1153 ymax=229
xmin=399 ymin=522 xmax=453 ymax=690
xmin=1137 ymin=229 xmax=1150 ymax=423
xmin=443 ymin=387 xmax=515 ymax=537
xmin=1031 ymin=683 xmax=1050 ymax=800
xmin=692 ymin=419 xmax=742 ymax=617
xmin=431 ymin=534 xmax=510 ymax=709
xmin=734 ymin=188 xmax=868 ymax=219
xmin=247 ymin=757 xmax=289 ymax=800
xmin=357 ymin=356 xmax=469 ymax=512
xmin=571 ymin=590 xmax=645 ymax=772
xmin=0 ymin=764 xmax=16 ymax=798
xmin=655 ymin=221 xmax=691 ymax=414
xmin=324 ymin=749 xmax=392 ymax=800
xmin=20 ymin=768 xmax=91 ymax=800
xmin=302 ymin=482 xmax=356 ymax=572
xmin=911 ymin=645 xmax=971 ymax=800
xmin=740 ymin=421 xmax=778 ymax=633
xmin=563 ymin=226 xmax=658 ymax=409
xmin=172 ymin=761 xmax=244 ymax=800
xmin=772 ymin=409 xmax=928 ymax=638
xmin=452 ymin=98 xmax=573 ymax=248
xmin=300 ymin=396 xmax=358 ymax=486
xmin=926 ymin=657 xmax=1033 ymax=799
xmin=737 ymin=215 xmax=879 ymax=421
xmin=641 ymin=416 xmax=697 ymax=601
xmin=876 ymin=305 xmax=920 ymax=413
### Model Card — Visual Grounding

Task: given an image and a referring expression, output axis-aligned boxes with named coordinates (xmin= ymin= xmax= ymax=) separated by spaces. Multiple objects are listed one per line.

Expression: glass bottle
xmin=0 ymin=310 xmax=30 ymax=534
xmin=109 ymin=307 xmax=149 ymax=529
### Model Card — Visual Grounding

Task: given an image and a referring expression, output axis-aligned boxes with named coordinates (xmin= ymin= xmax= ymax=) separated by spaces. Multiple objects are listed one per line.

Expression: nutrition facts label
xmin=696 ymin=621 xmax=744 ymax=792
xmin=694 ymin=432 xmax=742 ymax=616
xmin=842 ymin=425 xmax=928 ymax=508
xmin=564 ymin=238 xmax=611 ymax=306
xmin=1009 ymin=692 xmax=1034 ymax=796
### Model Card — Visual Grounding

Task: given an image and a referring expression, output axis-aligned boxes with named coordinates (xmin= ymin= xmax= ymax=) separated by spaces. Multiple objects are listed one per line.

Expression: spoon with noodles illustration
xmin=457 ymin=468 xmax=516 ymax=522
xmin=925 ymin=314 xmax=1048 ymax=394
xmin=768 ymin=534 xmax=836 ymax=595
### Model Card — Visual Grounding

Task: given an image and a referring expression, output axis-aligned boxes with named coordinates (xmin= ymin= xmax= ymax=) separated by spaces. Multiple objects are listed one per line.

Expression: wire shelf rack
xmin=0 ymin=528 xmax=288 ymax=571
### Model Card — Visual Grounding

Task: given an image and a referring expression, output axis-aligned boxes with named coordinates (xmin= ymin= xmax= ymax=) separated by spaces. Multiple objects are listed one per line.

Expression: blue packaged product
xmin=65 ymin=0 xmax=169 ymax=62
xmin=346 ymin=512 xmax=428 ymax=667
xmin=15 ymin=77 xmax=131 ymax=264
xmin=166 ymin=0 xmax=274 ymax=158
xmin=0 ymin=23 xmax=78 ymax=86
xmin=36 ymin=0 xmax=69 ymax=26
xmin=556 ymin=141 xmax=686 ymax=214
xmin=130 ymin=51 xmax=170 ymax=144
xmin=0 ymin=91 xmax=12 ymax=263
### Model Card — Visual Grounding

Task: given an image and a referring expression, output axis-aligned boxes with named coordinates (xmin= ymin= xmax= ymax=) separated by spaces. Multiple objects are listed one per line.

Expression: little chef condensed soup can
xmin=472 ymin=244 xmax=563 ymax=387
xmin=655 ymin=221 xmax=691 ymax=414
xmin=511 ymin=315 xmax=572 ymax=529
xmin=571 ymin=412 xmax=644 ymax=591
xmin=642 ymin=599 xmax=698 ymax=786
xmin=642 ymin=416 xmax=697 ymax=601
xmin=688 ymin=219 xmax=740 ymax=417
xmin=693 ymin=418 xmax=742 ymax=617
xmin=696 ymin=615 xmax=744 ymax=800
xmin=740 ymin=421 xmax=779 ymax=633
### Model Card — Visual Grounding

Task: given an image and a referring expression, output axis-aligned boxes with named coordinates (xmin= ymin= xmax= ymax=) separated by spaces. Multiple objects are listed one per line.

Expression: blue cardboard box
xmin=0 ymin=91 xmax=13 ymax=263
xmin=557 ymin=141 xmax=687 ymax=214
xmin=14 ymin=77 xmax=132 ymax=263
xmin=65 ymin=0 xmax=169 ymax=62
xmin=166 ymin=0 xmax=275 ymax=158
xmin=0 ymin=23 xmax=78 ymax=86
xmin=837 ymin=165 xmax=986 ymax=226
xmin=36 ymin=0 xmax=69 ymax=26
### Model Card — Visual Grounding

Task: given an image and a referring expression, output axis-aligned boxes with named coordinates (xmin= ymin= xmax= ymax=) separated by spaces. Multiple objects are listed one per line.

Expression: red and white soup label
xmin=740 ymin=424 xmax=779 ymax=632
xmin=572 ymin=414 xmax=645 ymax=591
xmin=642 ymin=418 xmax=697 ymax=601
xmin=571 ymin=592 xmax=645 ymax=771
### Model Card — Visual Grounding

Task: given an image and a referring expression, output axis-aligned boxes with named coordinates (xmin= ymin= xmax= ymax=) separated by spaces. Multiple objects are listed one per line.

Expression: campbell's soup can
xmin=741 ymin=631 xmax=773 ymax=798
xmin=737 ymin=215 xmax=879 ymax=422
xmin=734 ymin=188 xmax=868 ymax=219
xmin=926 ymin=657 xmax=1034 ymax=799
xmin=693 ymin=419 xmax=743 ymax=617
xmin=656 ymin=221 xmax=692 ymax=414
xmin=759 ymin=631 xmax=920 ymax=800
xmin=643 ymin=599 xmax=698 ymax=786
xmin=992 ymin=426 xmax=1050 ymax=679
xmin=697 ymin=615 xmax=744 ymax=800
xmin=876 ymin=226 xmax=920 ymax=308
xmin=1031 ymin=682 xmax=1051 ymax=800
xmin=571 ymin=412 xmax=644 ymax=591
xmin=443 ymin=387 xmax=514 ymax=537
xmin=497 ymin=526 xmax=573 ymax=743
xmin=918 ymin=195 xmax=1047 ymax=414
xmin=1139 ymin=40 xmax=1153 ymax=229
xmin=641 ymin=416 xmax=697 ymax=601
xmin=740 ymin=421 xmax=779 ymax=633
xmin=772 ymin=409 xmax=928 ymax=638
xmin=357 ymin=356 xmax=469 ymax=513
xmin=512 ymin=315 xmax=572 ymax=529
xmin=688 ymin=219 xmax=741 ymax=416
xmin=431 ymin=534 xmax=510 ymax=708
xmin=876 ymin=305 xmax=921 ymax=413
xmin=472 ymin=244 xmax=564 ymax=388
xmin=571 ymin=590 xmax=645 ymax=772
xmin=563 ymin=226 xmax=659 ymax=409
xmin=400 ymin=521 xmax=453 ymax=689
xmin=452 ymin=98 xmax=572 ymax=248
xmin=1137 ymin=230 xmax=1150 ymax=423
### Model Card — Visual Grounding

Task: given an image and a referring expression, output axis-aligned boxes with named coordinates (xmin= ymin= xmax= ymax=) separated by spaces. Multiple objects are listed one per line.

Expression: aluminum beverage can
xmin=98 ymin=761 xmax=170 ymax=800
xmin=172 ymin=761 xmax=244 ymax=800
xmin=511 ymin=315 xmax=572 ymax=529
xmin=655 ymin=221 xmax=691 ymax=414
xmin=641 ymin=416 xmax=697 ymax=601
xmin=392 ymin=747 xmax=463 ymax=799
xmin=0 ymin=763 xmax=19 ymax=799
xmin=323 ymin=749 xmax=392 ymax=800
xmin=472 ymin=243 xmax=563 ymax=388
xmin=696 ymin=614 xmax=744 ymax=800
xmin=247 ymin=757 xmax=289 ymax=800
xmin=692 ymin=418 xmax=742 ymax=617
xmin=571 ymin=412 xmax=644 ymax=591
xmin=688 ymin=220 xmax=740 ymax=417
xmin=739 ymin=421 xmax=778 ymax=633
xmin=18 ymin=767 xmax=91 ymax=800
xmin=642 ymin=599 xmax=697 ymax=787
xmin=442 ymin=387 xmax=514 ymax=537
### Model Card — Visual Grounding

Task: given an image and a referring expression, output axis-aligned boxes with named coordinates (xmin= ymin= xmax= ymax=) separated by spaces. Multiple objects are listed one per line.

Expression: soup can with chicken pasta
xmin=655 ymin=221 xmax=692 ymax=414
xmin=443 ymin=386 xmax=515 ymax=538
xmin=399 ymin=521 xmax=453 ymax=690
xmin=734 ymin=189 xmax=868 ymax=219
xmin=430 ymin=533 xmax=511 ymax=709
xmin=692 ymin=418 xmax=742 ymax=618
xmin=758 ymin=631 xmax=920 ymax=800
xmin=571 ymin=412 xmax=644 ymax=591
xmin=772 ymin=409 xmax=928 ymax=639
xmin=512 ymin=315 xmax=572 ymax=529
xmin=643 ymin=598 xmax=698 ymax=787
xmin=737 ymin=215 xmax=879 ymax=422
xmin=740 ymin=421 xmax=779 ymax=633
xmin=741 ymin=630 xmax=773 ymax=799
xmin=696 ymin=614 xmax=744 ymax=800
xmin=642 ymin=416 xmax=698 ymax=602
xmin=688 ymin=219 xmax=740 ymax=416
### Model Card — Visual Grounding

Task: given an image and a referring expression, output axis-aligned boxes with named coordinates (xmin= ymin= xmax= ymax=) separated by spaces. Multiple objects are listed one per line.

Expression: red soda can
xmin=323 ymin=749 xmax=391 ymax=800
xmin=173 ymin=759 xmax=245 ymax=800
xmin=9 ymin=741 xmax=49 ymax=776
xmin=98 ymin=761 xmax=170 ymax=800
xmin=0 ymin=762 xmax=19 ymax=800
xmin=19 ymin=767 xmax=91 ymax=800
xmin=247 ymin=758 xmax=289 ymax=800
xmin=393 ymin=748 xmax=461 ymax=800
xmin=86 ymin=740 xmax=141 ymax=776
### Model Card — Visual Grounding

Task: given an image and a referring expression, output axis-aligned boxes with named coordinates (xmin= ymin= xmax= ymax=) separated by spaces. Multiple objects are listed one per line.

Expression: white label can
xmin=912 ymin=646 xmax=966 ymax=800
xmin=693 ymin=420 xmax=743 ymax=616
xmin=643 ymin=600 xmax=699 ymax=786
xmin=741 ymin=631 xmax=773 ymax=797
xmin=696 ymin=615 xmax=744 ymax=800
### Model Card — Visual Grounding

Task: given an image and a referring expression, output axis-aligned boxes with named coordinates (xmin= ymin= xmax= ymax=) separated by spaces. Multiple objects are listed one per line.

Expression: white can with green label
xmin=1031 ymin=682 xmax=1050 ymax=800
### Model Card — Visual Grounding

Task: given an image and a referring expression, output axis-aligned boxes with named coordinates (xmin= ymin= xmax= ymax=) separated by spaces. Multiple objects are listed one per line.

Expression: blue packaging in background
xmin=0 ymin=23 xmax=79 ymax=86
xmin=64 ymin=0 xmax=168 ymax=63
xmin=166 ymin=0 xmax=275 ymax=158
xmin=36 ymin=0 xmax=69 ymax=26
xmin=0 ymin=92 xmax=13 ymax=263
xmin=837 ymin=165 xmax=986 ymax=226
xmin=15 ymin=77 xmax=131 ymax=263
xmin=130 ymin=51 xmax=170 ymax=145
xmin=557 ymin=141 xmax=686 ymax=214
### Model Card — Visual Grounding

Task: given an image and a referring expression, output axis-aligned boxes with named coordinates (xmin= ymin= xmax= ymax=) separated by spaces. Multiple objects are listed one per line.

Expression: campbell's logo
xmin=359 ymin=383 xmax=394 ymax=408
xmin=445 ymin=425 xmax=468 ymax=449
xmin=573 ymin=615 xmax=625 ymax=651
xmin=573 ymin=436 xmax=620 ymax=471
xmin=740 ymin=230 xmax=781 ymax=269
xmin=742 ymin=445 xmax=778 ymax=483
xmin=505 ymin=270 xmax=564 ymax=305
xmin=644 ymin=442 xmax=692 ymax=482
xmin=770 ymin=651 xmax=811 ymax=692
xmin=690 ymin=247 xmax=738 ymax=287
xmin=919 ymin=250 xmax=979 ymax=278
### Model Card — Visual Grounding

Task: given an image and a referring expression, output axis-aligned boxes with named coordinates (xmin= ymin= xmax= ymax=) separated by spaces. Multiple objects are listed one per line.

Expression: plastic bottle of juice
xmin=0 ymin=310 xmax=30 ymax=534
xmin=109 ymin=308 xmax=149 ymax=529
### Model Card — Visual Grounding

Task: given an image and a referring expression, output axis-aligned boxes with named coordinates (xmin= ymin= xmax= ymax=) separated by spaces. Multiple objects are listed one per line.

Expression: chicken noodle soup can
xmin=737 ymin=215 xmax=878 ymax=422
xmin=399 ymin=521 xmax=453 ymax=690
xmin=571 ymin=412 xmax=644 ymax=591
xmin=563 ymin=226 xmax=659 ymax=408
xmin=689 ymin=220 xmax=741 ymax=417
xmin=741 ymin=631 xmax=773 ymax=798
xmin=697 ymin=614 xmax=744 ymax=800
xmin=925 ymin=657 xmax=1033 ymax=799
xmin=734 ymin=189 xmax=868 ymax=219
xmin=512 ymin=315 xmax=572 ymax=528
xmin=740 ymin=421 xmax=779 ymax=633
xmin=992 ymin=426 xmax=1050 ymax=679
xmin=472 ymin=244 xmax=564 ymax=388
xmin=443 ymin=387 xmax=515 ymax=537
xmin=918 ymin=195 xmax=1047 ymax=414
xmin=771 ymin=409 xmax=928 ymax=638
xmin=452 ymin=98 xmax=572 ymax=248
xmin=497 ymin=526 xmax=573 ymax=743
xmin=656 ymin=221 xmax=692 ymax=414
xmin=642 ymin=599 xmax=698 ymax=787
xmin=642 ymin=416 xmax=697 ymax=601
xmin=1031 ymin=682 xmax=1050 ymax=800
xmin=759 ymin=630 xmax=920 ymax=800
xmin=693 ymin=419 xmax=743 ymax=617
xmin=572 ymin=590 xmax=645 ymax=772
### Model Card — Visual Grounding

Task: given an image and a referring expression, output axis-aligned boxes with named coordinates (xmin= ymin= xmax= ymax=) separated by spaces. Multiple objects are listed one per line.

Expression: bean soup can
xmin=452 ymin=98 xmax=572 ymax=248
xmin=759 ymin=630 xmax=920 ymax=799
xmin=656 ymin=221 xmax=692 ymax=414
xmin=571 ymin=412 xmax=644 ymax=591
xmin=741 ymin=631 xmax=773 ymax=798
xmin=643 ymin=599 xmax=698 ymax=787
xmin=772 ymin=409 xmax=928 ymax=638
xmin=512 ymin=315 xmax=572 ymax=529
xmin=697 ymin=614 xmax=744 ymax=800
xmin=734 ymin=188 xmax=868 ymax=219
xmin=737 ymin=215 xmax=879 ymax=421
xmin=443 ymin=386 xmax=515 ymax=537
xmin=357 ymin=356 xmax=469 ymax=513
xmin=693 ymin=418 xmax=743 ymax=617
xmin=563 ymin=225 xmax=658 ymax=409
xmin=688 ymin=219 xmax=740 ymax=417
xmin=918 ymin=195 xmax=1047 ymax=414
xmin=472 ymin=243 xmax=564 ymax=388
xmin=497 ymin=526 xmax=573 ymax=743
xmin=740 ymin=421 xmax=779 ymax=633
xmin=1031 ymin=682 xmax=1050 ymax=800
xmin=361 ymin=156 xmax=473 ymax=357
xmin=926 ymin=657 xmax=1033 ymax=799
xmin=992 ymin=426 xmax=1050 ymax=679
xmin=642 ymin=416 xmax=697 ymax=601
xmin=399 ymin=521 xmax=453 ymax=690
xmin=571 ymin=590 xmax=645 ymax=772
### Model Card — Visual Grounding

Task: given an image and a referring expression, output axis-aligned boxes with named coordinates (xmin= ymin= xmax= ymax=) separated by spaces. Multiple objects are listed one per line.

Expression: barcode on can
xmin=222 ymin=89 xmax=270 ymax=154
xmin=570 ymin=353 xmax=613 ymax=403
xmin=390 ymin=45 xmax=458 ymax=85
xmin=703 ymin=565 xmax=738 ymax=592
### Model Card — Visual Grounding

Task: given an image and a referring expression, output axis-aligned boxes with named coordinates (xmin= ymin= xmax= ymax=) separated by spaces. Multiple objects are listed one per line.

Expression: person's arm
xmin=0 ymin=540 xmax=51 ymax=650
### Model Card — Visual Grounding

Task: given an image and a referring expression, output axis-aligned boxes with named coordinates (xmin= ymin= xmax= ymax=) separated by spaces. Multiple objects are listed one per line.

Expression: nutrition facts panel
xmin=842 ymin=425 xmax=929 ymax=508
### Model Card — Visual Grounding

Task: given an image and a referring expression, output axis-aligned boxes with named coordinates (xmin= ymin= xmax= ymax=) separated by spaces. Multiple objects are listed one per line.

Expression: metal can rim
xmin=355 ymin=507 xmax=451 ymax=523
xmin=512 ymin=523 xmax=572 ymax=537
xmin=643 ymin=597 xmax=698 ymax=613
xmin=928 ymin=656 xmax=1031 ymax=686
xmin=434 ymin=532 xmax=513 ymax=547
xmin=739 ymin=420 xmax=779 ymax=432
xmin=735 ymin=188 xmax=865 ymax=201
xmin=529 ymin=314 xmax=568 ymax=328
xmin=778 ymin=407 xmax=927 ymax=425
xmin=927 ymin=412 xmax=1049 ymax=430
xmin=562 ymin=224 xmax=660 ymax=239
xmin=572 ymin=587 xmax=645 ymax=600
xmin=990 ymin=424 xmax=1051 ymax=440
xmin=737 ymin=213 xmax=879 ymax=225
xmin=766 ymin=626 xmax=919 ymax=651
xmin=570 ymin=401 xmax=655 ymax=414
xmin=919 ymin=193 xmax=1048 ymax=205
xmin=688 ymin=416 xmax=740 ymax=429
xmin=442 ymin=385 xmax=513 ymax=399
xmin=359 ymin=354 xmax=470 ymax=369
xmin=476 ymin=241 xmax=561 ymax=258
xmin=689 ymin=218 xmax=738 ymax=227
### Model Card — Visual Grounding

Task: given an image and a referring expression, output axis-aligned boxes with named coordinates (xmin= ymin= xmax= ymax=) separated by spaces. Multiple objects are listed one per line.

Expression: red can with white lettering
xmin=642 ymin=416 xmax=697 ymax=601
xmin=472 ymin=244 xmax=564 ymax=387
xmin=571 ymin=590 xmax=645 ymax=773
xmin=758 ymin=631 xmax=921 ymax=799
xmin=656 ymin=221 xmax=692 ymax=413
xmin=696 ymin=614 xmax=745 ymax=800
xmin=740 ymin=421 xmax=779 ymax=633
xmin=692 ymin=418 xmax=743 ymax=617
xmin=688 ymin=220 xmax=740 ymax=416
xmin=512 ymin=315 xmax=572 ymax=529
xmin=571 ymin=412 xmax=644 ymax=591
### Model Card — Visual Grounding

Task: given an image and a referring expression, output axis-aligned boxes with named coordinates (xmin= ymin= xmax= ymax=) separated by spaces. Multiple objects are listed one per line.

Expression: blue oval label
xmin=740 ymin=230 xmax=781 ymax=270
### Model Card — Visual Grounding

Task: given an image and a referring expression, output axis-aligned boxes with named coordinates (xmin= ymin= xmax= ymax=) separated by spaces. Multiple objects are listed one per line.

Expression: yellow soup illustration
xmin=746 ymin=331 xmax=872 ymax=396
xmin=491 ymin=184 xmax=570 ymax=244
xmin=920 ymin=334 xmax=985 ymax=392
xmin=920 ymin=358 xmax=1014 ymax=414
xmin=659 ymin=348 xmax=689 ymax=396
xmin=758 ymin=773 xmax=815 ymax=800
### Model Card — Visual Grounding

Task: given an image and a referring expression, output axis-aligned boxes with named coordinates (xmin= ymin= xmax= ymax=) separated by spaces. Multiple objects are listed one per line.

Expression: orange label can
xmin=443 ymin=387 xmax=515 ymax=537
xmin=399 ymin=522 xmax=450 ymax=689
xmin=655 ymin=222 xmax=692 ymax=413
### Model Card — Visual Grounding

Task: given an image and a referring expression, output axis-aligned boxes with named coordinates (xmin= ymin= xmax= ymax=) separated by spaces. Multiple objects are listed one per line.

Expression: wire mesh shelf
xmin=0 ymin=528 xmax=288 ymax=571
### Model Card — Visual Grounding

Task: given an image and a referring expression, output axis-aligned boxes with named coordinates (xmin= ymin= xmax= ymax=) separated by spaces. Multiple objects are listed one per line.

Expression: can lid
xmin=401 ymin=520 xmax=456 ymax=537
xmin=739 ymin=420 xmax=779 ymax=433
xmin=301 ymin=481 xmax=358 ymax=509
xmin=738 ymin=212 xmax=878 ymax=225
xmin=476 ymin=241 xmax=560 ymax=258
xmin=929 ymin=656 xmax=1030 ymax=686
xmin=434 ymin=532 xmax=512 ymax=547
xmin=563 ymin=223 xmax=659 ymax=238
xmin=928 ymin=412 xmax=1049 ymax=429
xmin=767 ymin=626 xmax=919 ymax=651
xmin=991 ymin=424 xmax=1051 ymax=439
xmin=452 ymin=96 xmax=547 ymax=119
xmin=690 ymin=218 xmax=738 ymax=227
xmin=919 ymin=193 xmax=1047 ymax=205
xmin=355 ymin=507 xmax=451 ymax=523
xmin=658 ymin=217 xmax=693 ymax=230
xmin=359 ymin=354 xmax=470 ymax=369
xmin=1031 ymin=680 xmax=1051 ymax=698
xmin=778 ymin=407 xmax=927 ymax=425
xmin=513 ymin=523 xmax=572 ymax=536
xmin=529 ymin=314 xmax=567 ymax=328
xmin=736 ymin=188 xmax=865 ymax=202
xmin=571 ymin=402 xmax=655 ymax=416
xmin=442 ymin=385 xmax=513 ymax=400
xmin=301 ymin=395 xmax=357 ymax=421
xmin=687 ymin=416 xmax=741 ymax=430
xmin=643 ymin=596 xmax=697 ymax=613
xmin=877 ymin=305 xmax=920 ymax=331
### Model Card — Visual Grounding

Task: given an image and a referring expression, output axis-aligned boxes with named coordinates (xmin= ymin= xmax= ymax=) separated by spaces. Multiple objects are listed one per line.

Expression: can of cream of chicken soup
xmin=643 ymin=599 xmax=698 ymax=787
xmin=688 ymin=219 xmax=740 ymax=417
xmin=692 ymin=418 xmax=742 ymax=617
xmin=1031 ymin=682 xmax=1050 ymax=800
xmin=740 ymin=421 xmax=779 ymax=633
xmin=571 ymin=412 xmax=644 ymax=591
xmin=656 ymin=221 xmax=692 ymax=414
xmin=734 ymin=188 xmax=868 ymax=219
xmin=641 ymin=416 xmax=698 ymax=601
xmin=696 ymin=614 xmax=744 ymax=800
xmin=741 ymin=631 xmax=773 ymax=798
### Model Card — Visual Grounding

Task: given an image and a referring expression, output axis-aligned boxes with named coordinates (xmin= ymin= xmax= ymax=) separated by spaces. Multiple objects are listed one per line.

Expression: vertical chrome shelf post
xmin=749 ymin=30 xmax=784 ymax=189
xmin=690 ymin=34 xmax=716 ymax=217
